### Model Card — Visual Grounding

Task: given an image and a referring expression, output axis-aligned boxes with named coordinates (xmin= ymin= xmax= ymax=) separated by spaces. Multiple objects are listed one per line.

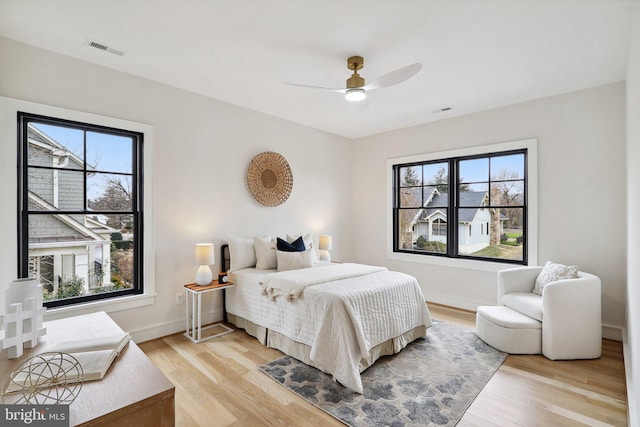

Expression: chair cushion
xmin=501 ymin=292 xmax=543 ymax=321
xmin=477 ymin=305 xmax=541 ymax=329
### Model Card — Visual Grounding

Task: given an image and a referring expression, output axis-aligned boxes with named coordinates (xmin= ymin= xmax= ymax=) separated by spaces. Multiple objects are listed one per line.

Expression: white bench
xmin=476 ymin=305 xmax=542 ymax=354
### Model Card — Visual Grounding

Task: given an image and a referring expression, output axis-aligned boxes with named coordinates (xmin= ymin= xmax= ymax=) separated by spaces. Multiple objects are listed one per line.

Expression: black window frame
xmin=17 ymin=112 xmax=144 ymax=308
xmin=392 ymin=148 xmax=528 ymax=265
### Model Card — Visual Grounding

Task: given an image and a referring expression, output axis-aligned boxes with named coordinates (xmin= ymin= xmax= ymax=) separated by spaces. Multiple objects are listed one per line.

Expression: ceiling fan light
xmin=345 ymin=88 xmax=366 ymax=102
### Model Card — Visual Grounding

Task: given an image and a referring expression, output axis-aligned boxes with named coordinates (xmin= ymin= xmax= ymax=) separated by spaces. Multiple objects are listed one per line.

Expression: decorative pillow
xmin=227 ymin=235 xmax=256 ymax=272
xmin=286 ymin=233 xmax=313 ymax=249
xmin=254 ymin=235 xmax=277 ymax=270
xmin=533 ymin=261 xmax=579 ymax=295
xmin=276 ymin=249 xmax=314 ymax=272
xmin=286 ymin=233 xmax=316 ymax=259
xmin=277 ymin=236 xmax=305 ymax=252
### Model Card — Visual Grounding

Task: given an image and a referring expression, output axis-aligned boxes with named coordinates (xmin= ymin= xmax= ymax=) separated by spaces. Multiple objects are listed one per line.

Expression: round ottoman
xmin=476 ymin=305 xmax=542 ymax=354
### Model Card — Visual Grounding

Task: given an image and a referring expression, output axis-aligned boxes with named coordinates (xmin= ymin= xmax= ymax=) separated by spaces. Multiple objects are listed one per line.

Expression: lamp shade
xmin=194 ymin=243 xmax=215 ymax=266
xmin=318 ymin=235 xmax=333 ymax=251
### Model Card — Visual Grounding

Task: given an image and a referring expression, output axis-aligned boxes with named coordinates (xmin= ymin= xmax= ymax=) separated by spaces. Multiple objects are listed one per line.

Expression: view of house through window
xmin=18 ymin=113 xmax=143 ymax=307
xmin=393 ymin=149 xmax=527 ymax=264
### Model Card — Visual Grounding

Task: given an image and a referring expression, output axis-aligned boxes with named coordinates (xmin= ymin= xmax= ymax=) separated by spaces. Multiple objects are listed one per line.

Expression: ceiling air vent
xmin=87 ymin=40 xmax=126 ymax=57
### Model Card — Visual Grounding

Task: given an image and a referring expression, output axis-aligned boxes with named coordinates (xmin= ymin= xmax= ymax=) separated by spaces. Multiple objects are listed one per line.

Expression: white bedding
xmin=227 ymin=263 xmax=432 ymax=393
xmin=260 ymin=263 xmax=387 ymax=300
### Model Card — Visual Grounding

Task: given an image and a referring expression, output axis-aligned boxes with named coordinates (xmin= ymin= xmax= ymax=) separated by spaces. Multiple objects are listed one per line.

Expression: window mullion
xmin=83 ymin=130 xmax=87 ymax=210
xmin=449 ymin=158 xmax=457 ymax=258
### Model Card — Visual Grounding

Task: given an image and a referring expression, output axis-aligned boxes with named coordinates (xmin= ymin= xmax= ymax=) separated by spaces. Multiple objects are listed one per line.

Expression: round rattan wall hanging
xmin=247 ymin=151 xmax=293 ymax=206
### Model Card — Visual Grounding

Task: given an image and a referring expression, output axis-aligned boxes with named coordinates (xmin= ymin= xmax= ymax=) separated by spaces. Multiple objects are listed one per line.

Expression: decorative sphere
xmin=5 ymin=352 xmax=83 ymax=405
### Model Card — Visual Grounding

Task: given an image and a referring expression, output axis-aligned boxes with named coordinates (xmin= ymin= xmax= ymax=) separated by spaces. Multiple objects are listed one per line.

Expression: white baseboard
xmin=129 ymin=309 xmax=224 ymax=343
xmin=426 ymin=293 xmax=490 ymax=312
xmin=602 ymin=323 xmax=623 ymax=341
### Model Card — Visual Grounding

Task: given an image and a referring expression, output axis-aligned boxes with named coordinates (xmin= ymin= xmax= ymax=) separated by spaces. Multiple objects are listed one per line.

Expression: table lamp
xmin=194 ymin=243 xmax=215 ymax=285
xmin=318 ymin=235 xmax=333 ymax=262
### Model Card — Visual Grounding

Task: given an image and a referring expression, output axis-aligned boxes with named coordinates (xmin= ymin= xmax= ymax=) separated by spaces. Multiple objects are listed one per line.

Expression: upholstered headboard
xmin=221 ymin=244 xmax=230 ymax=273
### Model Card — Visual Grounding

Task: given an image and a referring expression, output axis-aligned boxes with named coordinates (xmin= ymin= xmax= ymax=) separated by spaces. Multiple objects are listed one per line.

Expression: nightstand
xmin=184 ymin=280 xmax=235 ymax=343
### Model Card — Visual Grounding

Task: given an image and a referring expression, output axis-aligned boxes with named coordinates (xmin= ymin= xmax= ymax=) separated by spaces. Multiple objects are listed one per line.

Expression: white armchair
xmin=498 ymin=266 xmax=602 ymax=360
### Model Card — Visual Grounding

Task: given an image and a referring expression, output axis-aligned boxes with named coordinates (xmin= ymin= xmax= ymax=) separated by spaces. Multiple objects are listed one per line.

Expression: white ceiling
xmin=0 ymin=0 xmax=634 ymax=139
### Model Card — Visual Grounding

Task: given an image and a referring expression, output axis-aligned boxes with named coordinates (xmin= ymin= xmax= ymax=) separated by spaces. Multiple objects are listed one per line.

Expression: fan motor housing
xmin=347 ymin=56 xmax=365 ymax=88
xmin=347 ymin=74 xmax=365 ymax=89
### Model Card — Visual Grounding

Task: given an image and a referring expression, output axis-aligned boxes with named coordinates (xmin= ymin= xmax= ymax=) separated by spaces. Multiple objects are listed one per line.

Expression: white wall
xmin=626 ymin=5 xmax=640 ymax=425
xmin=351 ymin=82 xmax=627 ymax=337
xmin=0 ymin=37 xmax=353 ymax=340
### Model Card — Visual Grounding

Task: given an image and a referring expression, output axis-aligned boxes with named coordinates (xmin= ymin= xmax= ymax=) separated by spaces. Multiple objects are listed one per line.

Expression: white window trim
xmin=0 ymin=96 xmax=156 ymax=317
xmin=386 ymin=138 xmax=538 ymax=272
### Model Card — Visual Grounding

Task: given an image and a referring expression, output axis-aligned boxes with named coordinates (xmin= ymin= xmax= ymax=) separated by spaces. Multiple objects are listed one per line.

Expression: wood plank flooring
xmin=139 ymin=303 xmax=628 ymax=426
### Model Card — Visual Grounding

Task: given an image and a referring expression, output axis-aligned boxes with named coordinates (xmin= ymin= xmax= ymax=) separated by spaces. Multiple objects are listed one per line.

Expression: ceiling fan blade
xmin=363 ymin=63 xmax=422 ymax=91
xmin=286 ymin=83 xmax=347 ymax=93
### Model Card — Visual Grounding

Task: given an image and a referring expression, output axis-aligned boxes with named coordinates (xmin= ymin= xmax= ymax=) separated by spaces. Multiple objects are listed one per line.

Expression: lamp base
xmin=195 ymin=265 xmax=213 ymax=286
xmin=318 ymin=250 xmax=331 ymax=262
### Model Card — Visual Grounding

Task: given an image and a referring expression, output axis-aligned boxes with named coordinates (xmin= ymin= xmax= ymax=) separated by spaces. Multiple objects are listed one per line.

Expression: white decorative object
xmin=194 ymin=243 xmax=215 ymax=286
xmin=1 ymin=278 xmax=47 ymax=359
xmin=318 ymin=235 xmax=333 ymax=262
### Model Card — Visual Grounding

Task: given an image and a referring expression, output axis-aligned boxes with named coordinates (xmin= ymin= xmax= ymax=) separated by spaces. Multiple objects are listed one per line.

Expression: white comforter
xmin=227 ymin=264 xmax=431 ymax=393
xmin=260 ymin=263 xmax=386 ymax=300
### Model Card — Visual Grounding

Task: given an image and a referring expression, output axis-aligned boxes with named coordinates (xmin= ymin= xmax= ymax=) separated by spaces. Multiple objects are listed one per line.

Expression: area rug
xmin=258 ymin=321 xmax=506 ymax=426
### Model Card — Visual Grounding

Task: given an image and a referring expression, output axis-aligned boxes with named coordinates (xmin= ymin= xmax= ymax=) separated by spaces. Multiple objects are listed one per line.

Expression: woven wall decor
xmin=247 ymin=151 xmax=293 ymax=206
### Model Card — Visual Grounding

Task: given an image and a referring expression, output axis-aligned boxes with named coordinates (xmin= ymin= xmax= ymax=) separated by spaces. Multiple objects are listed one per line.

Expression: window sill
xmin=388 ymin=251 xmax=524 ymax=272
xmin=43 ymin=292 xmax=156 ymax=322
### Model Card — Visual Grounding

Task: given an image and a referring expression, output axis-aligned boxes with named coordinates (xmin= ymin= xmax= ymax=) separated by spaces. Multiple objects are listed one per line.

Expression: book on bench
xmin=5 ymin=332 xmax=130 ymax=393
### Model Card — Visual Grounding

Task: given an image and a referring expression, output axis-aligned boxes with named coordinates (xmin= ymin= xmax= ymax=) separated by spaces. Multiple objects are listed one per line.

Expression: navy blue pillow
xmin=276 ymin=236 xmax=305 ymax=252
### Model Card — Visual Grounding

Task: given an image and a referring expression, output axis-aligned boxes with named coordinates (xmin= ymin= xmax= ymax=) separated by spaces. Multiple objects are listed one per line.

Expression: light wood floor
xmin=139 ymin=303 xmax=628 ymax=426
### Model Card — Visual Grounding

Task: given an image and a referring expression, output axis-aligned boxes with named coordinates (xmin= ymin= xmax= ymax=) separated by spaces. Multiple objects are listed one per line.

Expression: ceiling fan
xmin=289 ymin=56 xmax=422 ymax=102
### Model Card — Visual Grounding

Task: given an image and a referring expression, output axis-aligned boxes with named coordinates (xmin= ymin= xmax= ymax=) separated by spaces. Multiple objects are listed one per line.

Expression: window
xmin=18 ymin=112 xmax=144 ymax=308
xmin=393 ymin=148 xmax=527 ymax=264
xmin=432 ymin=218 xmax=447 ymax=236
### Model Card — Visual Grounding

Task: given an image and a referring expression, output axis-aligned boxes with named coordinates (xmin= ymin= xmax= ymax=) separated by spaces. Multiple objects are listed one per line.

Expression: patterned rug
xmin=258 ymin=321 xmax=506 ymax=427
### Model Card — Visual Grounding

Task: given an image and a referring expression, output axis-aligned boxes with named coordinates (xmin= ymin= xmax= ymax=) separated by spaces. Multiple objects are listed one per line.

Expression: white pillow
xmin=276 ymin=249 xmax=314 ymax=272
xmin=533 ymin=261 xmax=578 ymax=295
xmin=254 ymin=235 xmax=277 ymax=270
xmin=286 ymin=233 xmax=317 ymax=259
xmin=227 ymin=235 xmax=256 ymax=272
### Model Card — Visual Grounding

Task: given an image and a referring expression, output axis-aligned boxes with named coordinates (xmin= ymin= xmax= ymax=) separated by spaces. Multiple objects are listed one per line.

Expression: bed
xmin=221 ymin=238 xmax=432 ymax=393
